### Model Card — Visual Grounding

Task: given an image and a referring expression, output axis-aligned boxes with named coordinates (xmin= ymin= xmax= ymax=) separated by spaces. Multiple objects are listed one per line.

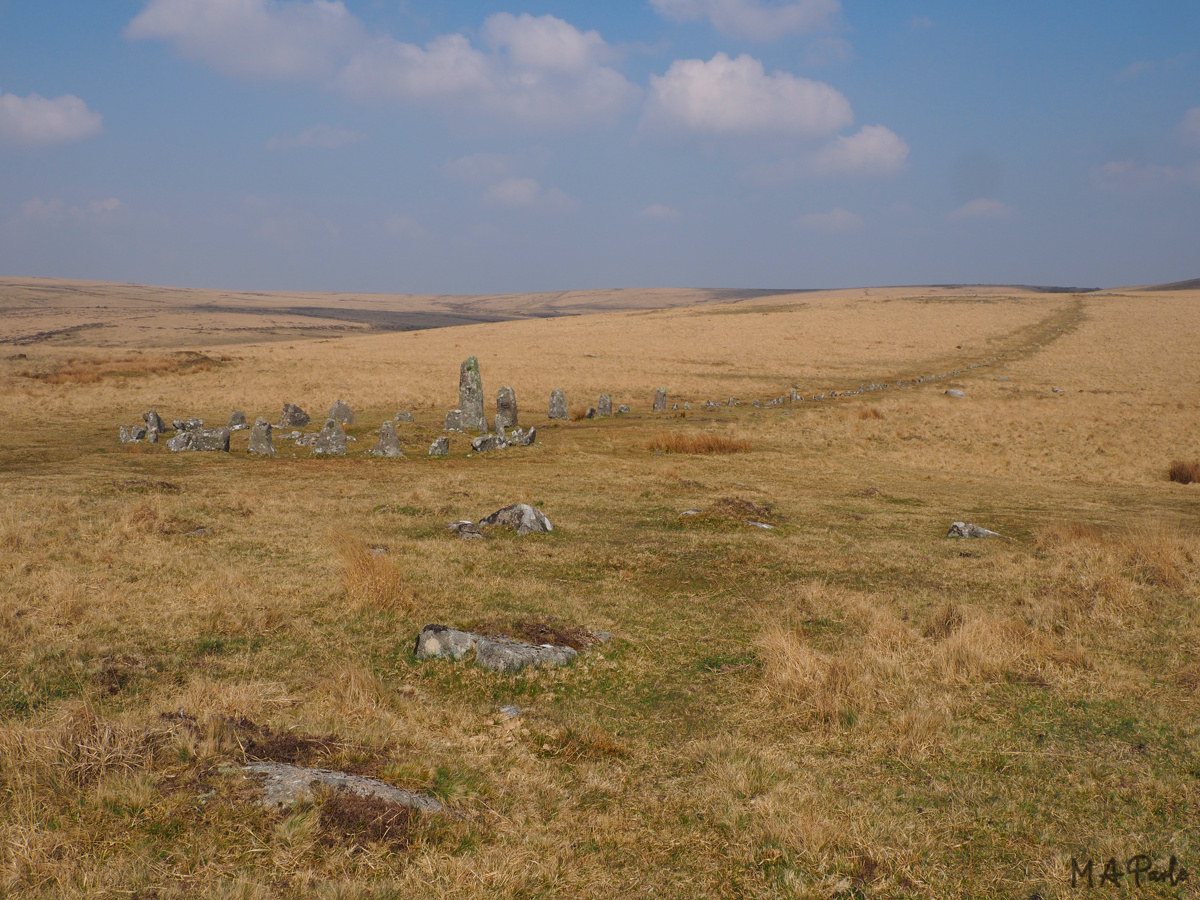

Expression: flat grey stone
xmin=495 ymin=385 xmax=518 ymax=430
xmin=471 ymin=434 xmax=506 ymax=452
xmin=278 ymin=404 xmax=310 ymax=428
xmin=243 ymin=762 xmax=442 ymax=813
xmin=193 ymin=428 xmax=230 ymax=452
xmin=415 ymin=624 xmax=480 ymax=660
xmin=598 ymin=394 xmax=612 ymax=416
xmin=166 ymin=432 xmax=191 ymax=452
xmin=499 ymin=705 xmax=522 ymax=719
xmin=478 ymin=503 xmax=553 ymax=536
xmin=311 ymin=419 xmax=346 ymax=456
xmin=394 ymin=411 xmax=414 ymax=423
xmin=509 ymin=427 xmax=536 ymax=447
xmin=945 ymin=389 xmax=965 ymax=398
xmin=747 ymin=521 xmax=774 ymax=529
xmin=548 ymin=388 xmax=568 ymax=420
xmin=447 ymin=521 xmax=483 ymax=540
xmin=653 ymin=387 xmax=667 ymax=411
xmin=414 ymin=624 xmax=577 ymax=675
xmin=459 ymin=356 xmax=487 ymax=432
xmin=947 ymin=521 xmax=1000 ymax=539
xmin=428 ymin=436 xmax=449 ymax=456
xmin=370 ymin=421 xmax=404 ymax=457
xmin=327 ymin=399 xmax=355 ymax=425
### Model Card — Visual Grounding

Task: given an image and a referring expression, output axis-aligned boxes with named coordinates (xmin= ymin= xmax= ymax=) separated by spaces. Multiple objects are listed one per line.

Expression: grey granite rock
xmin=495 ymin=385 xmax=518 ymax=430
xmin=548 ymin=388 xmax=568 ymax=420
xmin=447 ymin=521 xmax=483 ymax=540
xmin=166 ymin=432 xmax=191 ymax=452
xmin=509 ymin=426 xmax=537 ymax=447
xmin=370 ymin=421 xmax=403 ymax=457
xmin=428 ymin=436 xmax=449 ymax=456
xmin=585 ymin=407 xmax=596 ymax=419
xmin=414 ymin=623 xmax=576 ymax=674
xmin=143 ymin=410 xmax=167 ymax=433
xmin=227 ymin=410 xmax=247 ymax=429
xmin=653 ymin=387 xmax=667 ymax=411
xmin=478 ymin=503 xmax=552 ymax=536
xmin=131 ymin=425 xmax=148 ymax=441
xmin=118 ymin=426 xmax=132 ymax=443
xmin=311 ymin=419 xmax=346 ymax=456
xmin=278 ymin=403 xmax=310 ymax=428
xmin=947 ymin=522 xmax=1000 ymax=539
xmin=247 ymin=418 xmax=275 ymax=455
xmin=443 ymin=409 xmax=463 ymax=432
xmin=459 ymin=356 xmax=486 ymax=432
xmin=182 ymin=418 xmax=204 ymax=432
xmin=945 ymin=389 xmax=966 ymax=398
xmin=193 ymin=428 xmax=230 ymax=452
xmin=327 ymin=399 xmax=355 ymax=425
xmin=393 ymin=410 xmax=414 ymax=423
xmin=471 ymin=433 xmax=506 ymax=452
xmin=617 ymin=404 xmax=630 ymax=414
xmin=243 ymin=762 xmax=442 ymax=813
xmin=598 ymin=394 xmax=612 ymax=416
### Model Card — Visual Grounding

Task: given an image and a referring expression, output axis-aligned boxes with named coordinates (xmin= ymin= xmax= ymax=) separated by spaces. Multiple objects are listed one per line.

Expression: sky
xmin=0 ymin=0 xmax=1197 ymax=293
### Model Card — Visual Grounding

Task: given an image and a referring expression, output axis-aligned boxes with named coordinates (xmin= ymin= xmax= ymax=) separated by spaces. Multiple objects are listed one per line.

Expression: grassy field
xmin=1 ymin=283 xmax=1198 ymax=899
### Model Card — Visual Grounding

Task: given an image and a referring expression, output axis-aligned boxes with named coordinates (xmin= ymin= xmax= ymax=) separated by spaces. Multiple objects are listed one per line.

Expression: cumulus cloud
xmin=797 ymin=207 xmax=862 ymax=232
xmin=650 ymin=0 xmax=839 ymax=41
xmin=642 ymin=52 xmax=852 ymax=138
xmin=1180 ymin=107 xmax=1200 ymax=149
xmin=637 ymin=203 xmax=682 ymax=221
xmin=482 ymin=177 xmax=578 ymax=212
xmin=126 ymin=0 xmax=363 ymax=81
xmin=128 ymin=2 xmax=637 ymax=128
xmin=266 ymin=123 xmax=365 ymax=149
xmin=946 ymin=198 xmax=1017 ymax=222
xmin=0 ymin=90 xmax=103 ymax=147
xmin=807 ymin=125 xmax=908 ymax=175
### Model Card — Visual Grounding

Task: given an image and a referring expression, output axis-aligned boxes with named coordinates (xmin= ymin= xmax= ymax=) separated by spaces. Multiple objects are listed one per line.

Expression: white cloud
xmin=807 ymin=125 xmax=908 ymax=175
xmin=126 ymin=0 xmax=363 ymax=81
xmin=1091 ymin=159 xmax=1200 ymax=192
xmin=946 ymin=198 xmax=1017 ymax=222
xmin=384 ymin=214 xmax=425 ymax=239
xmin=482 ymin=177 xmax=578 ymax=212
xmin=650 ymin=0 xmax=840 ymax=41
xmin=483 ymin=13 xmax=610 ymax=74
xmin=1180 ymin=107 xmax=1200 ymax=149
xmin=797 ymin=207 xmax=862 ymax=232
xmin=642 ymin=52 xmax=852 ymax=138
xmin=19 ymin=198 xmax=65 ymax=223
xmin=0 ymin=90 xmax=103 ymax=147
xmin=637 ymin=203 xmax=682 ymax=221
xmin=266 ymin=123 xmax=366 ymax=150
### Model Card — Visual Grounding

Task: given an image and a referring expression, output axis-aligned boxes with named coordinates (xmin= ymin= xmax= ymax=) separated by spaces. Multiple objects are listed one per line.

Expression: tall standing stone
xmin=328 ymin=399 xmax=355 ymax=425
xmin=143 ymin=410 xmax=167 ymax=433
xmin=459 ymin=357 xmax=486 ymax=433
xmin=548 ymin=388 xmax=568 ymax=420
xmin=228 ymin=410 xmax=247 ymax=430
xmin=444 ymin=409 xmax=463 ymax=432
xmin=370 ymin=422 xmax=404 ymax=458
xmin=279 ymin=403 xmax=310 ymax=428
xmin=653 ymin=387 xmax=667 ymax=412
xmin=311 ymin=419 xmax=346 ymax=456
xmin=495 ymin=386 xmax=518 ymax=430
xmin=598 ymin=394 xmax=612 ymax=417
xmin=248 ymin=418 xmax=275 ymax=455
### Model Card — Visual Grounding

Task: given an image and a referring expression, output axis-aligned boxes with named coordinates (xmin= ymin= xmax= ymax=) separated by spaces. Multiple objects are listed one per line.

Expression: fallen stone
xmin=327 ymin=399 xmax=355 ymax=425
xmin=277 ymin=430 xmax=302 ymax=441
xmin=394 ymin=411 xmax=414 ymax=423
xmin=186 ymin=527 xmax=213 ymax=536
xmin=495 ymin=385 xmax=518 ymax=430
xmin=193 ymin=428 xmax=231 ymax=452
xmin=509 ymin=426 xmax=537 ymax=447
xmin=183 ymin=418 xmax=204 ymax=432
xmin=478 ymin=503 xmax=552 ymax=536
xmin=428 ymin=436 xmax=449 ymax=456
xmin=227 ymin=410 xmax=247 ymax=429
xmin=248 ymin=418 xmax=275 ymax=455
xmin=443 ymin=409 xmax=463 ymax=432
xmin=131 ymin=425 xmax=148 ymax=441
xmin=278 ymin=403 xmax=310 ymax=428
xmin=414 ymin=624 xmax=577 ymax=674
xmin=548 ymin=388 xmax=568 ymax=420
xmin=747 ymin=521 xmax=774 ymax=530
xmin=172 ymin=419 xmax=185 ymax=432
xmin=447 ymin=521 xmax=483 ymax=540
xmin=369 ymin=421 xmax=404 ymax=457
xmin=680 ymin=509 xmax=700 ymax=516
xmin=243 ymin=762 xmax=442 ymax=813
xmin=471 ymin=434 xmax=507 ymax=452
xmin=143 ymin=410 xmax=167 ymax=433
xmin=617 ymin=404 xmax=630 ymax=414
xmin=499 ymin=705 xmax=522 ymax=720
xmin=459 ymin=356 xmax=487 ymax=432
xmin=295 ymin=433 xmax=318 ymax=447
xmin=166 ymin=432 xmax=191 ymax=452
xmin=653 ymin=387 xmax=667 ymax=411
xmin=945 ymin=389 xmax=965 ymax=398
xmin=598 ymin=394 xmax=612 ymax=416
xmin=310 ymin=419 xmax=347 ymax=456
xmin=947 ymin=522 xmax=1000 ymax=539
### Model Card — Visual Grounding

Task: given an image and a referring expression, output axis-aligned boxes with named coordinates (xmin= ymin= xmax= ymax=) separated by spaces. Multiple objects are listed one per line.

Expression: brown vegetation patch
xmin=17 ymin=350 xmax=222 ymax=384
xmin=332 ymin=532 xmax=409 ymax=612
xmin=535 ymin=725 xmax=628 ymax=761
xmin=108 ymin=479 xmax=182 ymax=495
xmin=319 ymin=793 xmax=413 ymax=849
xmin=464 ymin=618 xmax=602 ymax=651
xmin=711 ymin=496 xmax=775 ymax=521
xmin=1168 ymin=459 xmax=1200 ymax=484
xmin=859 ymin=408 xmax=885 ymax=420
xmin=569 ymin=406 xmax=590 ymax=421
xmin=647 ymin=432 xmax=751 ymax=454
xmin=922 ymin=601 xmax=965 ymax=640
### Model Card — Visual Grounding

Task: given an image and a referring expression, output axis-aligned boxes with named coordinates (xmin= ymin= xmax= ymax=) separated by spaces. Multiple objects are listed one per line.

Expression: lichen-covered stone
xmin=598 ymin=394 xmax=612 ymax=416
xmin=227 ymin=410 xmax=247 ymax=429
xmin=193 ymin=428 xmax=230 ymax=452
xmin=471 ymin=434 xmax=506 ymax=452
xmin=617 ymin=404 xmax=630 ymax=414
xmin=414 ymin=624 xmax=576 ymax=674
xmin=495 ymin=385 xmax=518 ymax=430
xmin=478 ymin=503 xmax=552 ymax=536
xmin=443 ymin=409 xmax=463 ymax=432
xmin=243 ymin=762 xmax=442 ymax=813
xmin=653 ymin=387 xmax=667 ymax=411
xmin=248 ymin=418 xmax=275 ymax=455
xmin=394 ymin=411 xmax=414 ymax=423
xmin=459 ymin=356 xmax=486 ymax=432
xmin=328 ymin=399 xmax=355 ymax=425
xmin=143 ymin=410 xmax=167 ymax=433
xmin=278 ymin=403 xmax=310 ymax=428
xmin=947 ymin=521 xmax=1000 ymax=539
xmin=428 ymin=436 xmax=449 ymax=456
xmin=311 ymin=419 xmax=346 ymax=456
xmin=370 ymin=421 xmax=404 ymax=457
xmin=548 ymin=388 xmax=568 ymax=420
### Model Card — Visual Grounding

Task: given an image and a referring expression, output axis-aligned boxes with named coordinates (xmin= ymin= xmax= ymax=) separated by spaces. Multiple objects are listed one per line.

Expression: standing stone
xmin=444 ymin=409 xmax=463 ymax=432
xmin=311 ymin=419 xmax=346 ymax=456
xmin=370 ymin=422 xmax=404 ymax=458
xmin=328 ymin=399 xmax=355 ymax=425
xmin=182 ymin=418 xmax=204 ymax=432
xmin=248 ymin=418 xmax=275 ymax=455
xmin=598 ymin=394 xmax=612 ymax=416
xmin=653 ymin=387 xmax=667 ymax=411
xmin=118 ymin=426 xmax=131 ymax=443
xmin=166 ymin=432 xmax=192 ymax=452
xmin=495 ymin=386 xmax=518 ymax=430
xmin=459 ymin=357 xmax=486 ymax=433
xmin=131 ymin=426 xmax=148 ymax=441
xmin=193 ymin=428 xmax=231 ymax=452
xmin=586 ymin=407 xmax=597 ymax=419
xmin=146 ymin=426 xmax=159 ymax=444
xmin=394 ymin=411 xmax=414 ymax=423
xmin=278 ymin=404 xmax=310 ymax=428
xmin=429 ymin=437 xmax=449 ymax=456
xmin=143 ymin=410 xmax=167 ymax=433
xmin=548 ymin=388 xmax=568 ymax=420
xmin=227 ymin=410 xmax=247 ymax=430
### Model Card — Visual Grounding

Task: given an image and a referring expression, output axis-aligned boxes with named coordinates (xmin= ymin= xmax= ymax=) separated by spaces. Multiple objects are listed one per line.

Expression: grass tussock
xmin=859 ymin=407 xmax=884 ymax=420
xmin=569 ymin=406 xmax=590 ymax=421
xmin=935 ymin=615 xmax=1086 ymax=685
xmin=331 ymin=532 xmax=409 ymax=613
xmin=1168 ymin=459 xmax=1200 ymax=484
xmin=647 ymin=431 xmax=751 ymax=454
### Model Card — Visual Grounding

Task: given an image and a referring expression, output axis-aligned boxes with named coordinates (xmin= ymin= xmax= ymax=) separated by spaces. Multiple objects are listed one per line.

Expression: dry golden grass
xmin=1169 ymin=459 xmax=1200 ymax=484
xmin=646 ymin=431 xmax=752 ymax=454
xmin=1 ymin=281 xmax=1199 ymax=898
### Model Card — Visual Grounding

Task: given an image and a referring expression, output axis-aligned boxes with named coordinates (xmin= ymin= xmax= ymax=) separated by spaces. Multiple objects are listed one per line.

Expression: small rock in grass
xmin=945 ymin=389 xmax=965 ymax=398
xmin=617 ymin=404 xmax=630 ymax=414
xmin=478 ymin=503 xmax=552 ymax=536
xmin=947 ymin=521 xmax=1000 ymax=539
xmin=394 ymin=410 xmax=414 ymax=423
xmin=428 ymin=437 xmax=449 ymax=456
xmin=443 ymin=409 xmax=463 ymax=432
xmin=448 ymin=521 xmax=483 ymax=540
xmin=227 ymin=410 xmax=247 ymax=429
xmin=243 ymin=762 xmax=442 ymax=813
xmin=470 ymin=434 xmax=506 ymax=453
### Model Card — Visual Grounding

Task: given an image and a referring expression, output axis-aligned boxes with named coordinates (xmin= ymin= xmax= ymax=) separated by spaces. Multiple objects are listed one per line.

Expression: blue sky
xmin=1 ymin=0 xmax=1197 ymax=293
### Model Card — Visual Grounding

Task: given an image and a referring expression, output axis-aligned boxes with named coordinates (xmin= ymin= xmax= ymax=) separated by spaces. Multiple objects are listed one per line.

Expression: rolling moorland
xmin=0 ymin=278 xmax=1198 ymax=899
